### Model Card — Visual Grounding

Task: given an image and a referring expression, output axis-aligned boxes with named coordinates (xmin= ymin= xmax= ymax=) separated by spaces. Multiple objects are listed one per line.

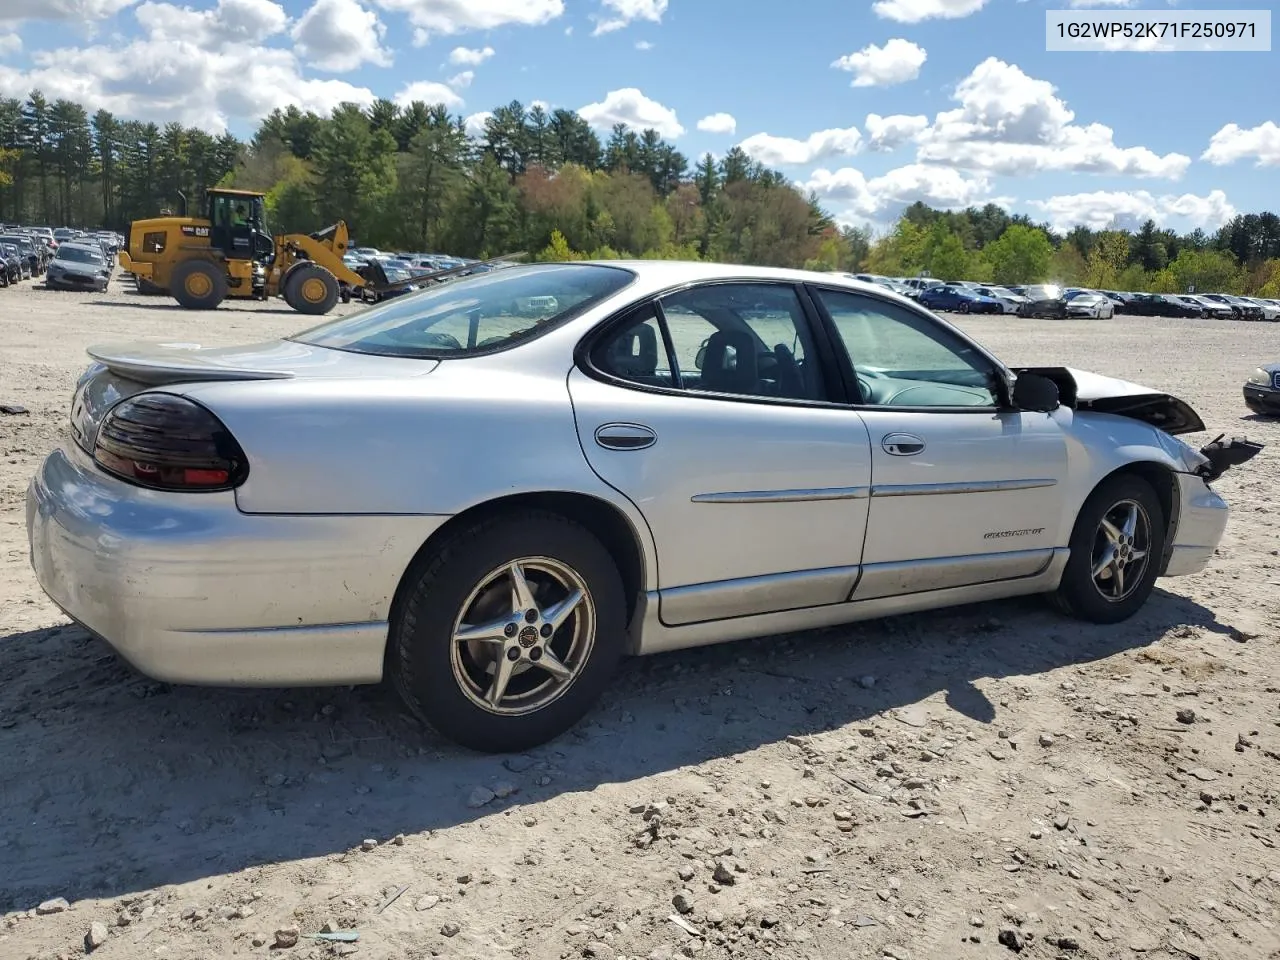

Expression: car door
xmin=807 ymin=284 xmax=1069 ymax=601
xmin=567 ymin=281 xmax=873 ymax=627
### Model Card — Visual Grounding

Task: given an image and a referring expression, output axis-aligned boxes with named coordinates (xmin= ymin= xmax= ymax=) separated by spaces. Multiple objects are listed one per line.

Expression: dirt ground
xmin=2 ymin=276 xmax=1280 ymax=960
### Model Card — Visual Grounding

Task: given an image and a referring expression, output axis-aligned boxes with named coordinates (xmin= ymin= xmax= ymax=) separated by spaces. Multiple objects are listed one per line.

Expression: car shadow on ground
xmin=89 ymin=300 xmax=305 ymax=316
xmin=0 ymin=587 xmax=1233 ymax=911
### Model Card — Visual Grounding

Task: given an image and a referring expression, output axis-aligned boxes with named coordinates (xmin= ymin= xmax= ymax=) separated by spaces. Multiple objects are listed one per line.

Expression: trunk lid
xmin=70 ymin=339 xmax=439 ymax=454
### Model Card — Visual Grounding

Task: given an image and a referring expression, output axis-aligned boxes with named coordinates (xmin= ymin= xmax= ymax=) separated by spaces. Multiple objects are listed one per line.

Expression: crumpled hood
xmin=1015 ymin=366 xmax=1205 ymax=435
xmin=52 ymin=262 xmax=106 ymax=277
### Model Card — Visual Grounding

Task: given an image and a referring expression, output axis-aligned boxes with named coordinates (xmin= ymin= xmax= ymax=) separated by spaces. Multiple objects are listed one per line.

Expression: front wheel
xmin=388 ymin=512 xmax=627 ymax=753
xmin=1051 ymin=474 xmax=1166 ymax=623
xmin=283 ymin=263 xmax=340 ymax=315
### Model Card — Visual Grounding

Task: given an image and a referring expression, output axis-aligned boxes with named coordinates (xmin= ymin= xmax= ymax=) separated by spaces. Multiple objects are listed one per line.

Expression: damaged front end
xmin=1013 ymin=366 xmax=1264 ymax=481
xmin=1194 ymin=434 xmax=1265 ymax=483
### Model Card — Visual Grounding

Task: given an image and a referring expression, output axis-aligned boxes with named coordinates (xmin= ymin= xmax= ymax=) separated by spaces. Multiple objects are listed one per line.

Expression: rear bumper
xmin=26 ymin=443 xmax=447 ymax=686
xmin=1162 ymin=472 xmax=1230 ymax=577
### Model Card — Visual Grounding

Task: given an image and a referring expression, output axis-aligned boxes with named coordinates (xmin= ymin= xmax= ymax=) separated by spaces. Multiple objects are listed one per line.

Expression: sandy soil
xmin=2 ymin=276 xmax=1280 ymax=960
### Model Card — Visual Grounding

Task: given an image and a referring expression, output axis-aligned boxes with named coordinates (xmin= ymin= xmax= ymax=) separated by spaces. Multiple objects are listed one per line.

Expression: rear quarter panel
xmin=179 ymin=361 xmax=613 ymax=518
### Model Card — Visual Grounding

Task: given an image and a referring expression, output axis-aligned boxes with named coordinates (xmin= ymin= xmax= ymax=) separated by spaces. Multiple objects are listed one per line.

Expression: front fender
xmin=1059 ymin=408 xmax=1198 ymax=536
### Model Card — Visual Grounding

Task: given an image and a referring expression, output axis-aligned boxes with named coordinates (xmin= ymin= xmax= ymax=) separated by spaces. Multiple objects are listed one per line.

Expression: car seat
xmin=607 ymin=321 xmax=665 ymax=385
xmin=699 ymin=330 xmax=760 ymax=395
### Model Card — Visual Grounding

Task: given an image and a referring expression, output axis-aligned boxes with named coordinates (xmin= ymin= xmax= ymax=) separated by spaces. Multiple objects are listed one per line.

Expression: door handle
xmin=881 ymin=433 xmax=925 ymax=456
xmin=595 ymin=422 xmax=657 ymax=451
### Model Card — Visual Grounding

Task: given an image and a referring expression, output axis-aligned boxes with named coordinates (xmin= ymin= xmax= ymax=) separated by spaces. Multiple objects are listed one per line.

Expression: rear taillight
xmin=93 ymin=393 xmax=249 ymax=492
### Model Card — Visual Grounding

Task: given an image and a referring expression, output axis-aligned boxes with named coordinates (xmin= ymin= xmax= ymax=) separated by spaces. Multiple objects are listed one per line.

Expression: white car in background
xmin=974 ymin=285 xmax=1029 ymax=315
xmin=1242 ymin=297 xmax=1280 ymax=321
xmin=1066 ymin=292 xmax=1116 ymax=319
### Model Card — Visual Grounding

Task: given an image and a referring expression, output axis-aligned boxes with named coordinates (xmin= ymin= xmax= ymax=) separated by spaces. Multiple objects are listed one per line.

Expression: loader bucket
xmin=361 ymin=259 xmax=391 ymax=289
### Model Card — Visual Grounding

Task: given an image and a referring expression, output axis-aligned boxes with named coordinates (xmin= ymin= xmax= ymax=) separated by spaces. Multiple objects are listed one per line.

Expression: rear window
xmin=291 ymin=263 xmax=636 ymax=359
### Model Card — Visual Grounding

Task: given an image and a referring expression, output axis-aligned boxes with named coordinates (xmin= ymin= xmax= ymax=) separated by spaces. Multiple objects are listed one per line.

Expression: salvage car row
xmin=0 ymin=225 xmax=117 ymax=292
xmin=847 ymin=274 xmax=1280 ymax=322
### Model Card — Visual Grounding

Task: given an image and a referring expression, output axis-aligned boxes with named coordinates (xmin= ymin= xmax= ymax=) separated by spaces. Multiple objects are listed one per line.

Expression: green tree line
xmin=1 ymin=88 xmax=1277 ymax=294
xmin=860 ymin=202 xmax=1280 ymax=297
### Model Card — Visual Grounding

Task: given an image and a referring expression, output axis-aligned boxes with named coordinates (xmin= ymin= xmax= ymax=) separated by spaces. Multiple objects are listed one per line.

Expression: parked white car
xmin=974 ymin=285 xmax=1029 ymax=315
xmin=1242 ymin=297 xmax=1280 ymax=321
xmin=1066 ymin=292 xmax=1116 ymax=319
xmin=27 ymin=261 xmax=1263 ymax=752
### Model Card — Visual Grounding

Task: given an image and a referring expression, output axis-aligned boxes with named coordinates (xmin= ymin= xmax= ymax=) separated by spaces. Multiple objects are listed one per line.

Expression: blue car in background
xmin=916 ymin=284 xmax=1004 ymax=314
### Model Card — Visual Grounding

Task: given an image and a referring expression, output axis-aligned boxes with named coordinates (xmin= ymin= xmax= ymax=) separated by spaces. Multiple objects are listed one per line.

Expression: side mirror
xmin=1012 ymin=373 xmax=1060 ymax=412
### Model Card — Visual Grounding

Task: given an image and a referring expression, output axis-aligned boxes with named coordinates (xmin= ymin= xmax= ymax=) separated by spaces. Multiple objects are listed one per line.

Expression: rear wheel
xmin=388 ymin=512 xmax=627 ymax=753
xmin=171 ymin=260 xmax=228 ymax=310
xmin=1051 ymin=474 xmax=1165 ymax=623
xmin=284 ymin=263 xmax=339 ymax=315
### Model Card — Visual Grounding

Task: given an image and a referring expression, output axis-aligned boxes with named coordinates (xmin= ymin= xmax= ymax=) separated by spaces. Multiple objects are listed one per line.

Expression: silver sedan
xmin=26 ymin=262 xmax=1262 ymax=752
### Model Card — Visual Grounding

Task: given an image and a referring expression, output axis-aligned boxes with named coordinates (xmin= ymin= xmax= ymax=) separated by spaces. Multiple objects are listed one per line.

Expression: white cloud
xmin=373 ymin=0 xmax=562 ymax=43
xmin=0 ymin=0 xmax=137 ymax=21
xmin=393 ymin=79 xmax=464 ymax=109
xmin=864 ymin=113 xmax=928 ymax=151
xmin=1030 ymin=189 xmax=1237 ymax=233
xmin=291 ymin=0 xmax=390 ymax=72
xmin=592 ymin=0 xmax=665 ymax=34
xmin=530 ymin=98 xmax=550 ymax=111
xmin=696 ymin=112 xmax=736 ymax=135
xmin=803 ymin=162 xmax=991 ymax=223
xmin=635 ymin=39 xmax=652 ymax=50
xmin=913 ymin=57 xmax=1190 ymax=179
xmin=448 ymin=44 xmax=493 ymax=65
xmin=832 ymin=38 xmax=926 ymax=87
xmin=1202 ymin=121 xmax=1280 ymax=167
xmin=446 ymin=69 xmax=472 ymax=88
xmin=578 ymin=87 xmax=683 ymax=138
xmin=872 ymin=0 xmax=987 ymax=24
xmin=135 ymin=0 xmax=287 ymax=47
xmin=0 ymin=38 xmax=373 ymax=132
xmin=738 ymin=126 xmax=861 ymax=166
xmin=463 ymin=110 xmax=492 ymax=138
xmin=0 ymin=33 xmax=20 ymax=54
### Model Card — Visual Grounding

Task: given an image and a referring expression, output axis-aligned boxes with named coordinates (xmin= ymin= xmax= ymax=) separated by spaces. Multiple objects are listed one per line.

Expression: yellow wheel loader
xmin=116 ymin=188 xmax=523 ymax=316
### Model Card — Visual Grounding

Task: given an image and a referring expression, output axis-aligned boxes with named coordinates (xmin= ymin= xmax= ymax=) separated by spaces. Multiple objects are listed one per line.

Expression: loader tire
xmin=171 ymin=260 xmax=228 ymax=310
xmin=284 ymin=263 xmax=339 ymax=315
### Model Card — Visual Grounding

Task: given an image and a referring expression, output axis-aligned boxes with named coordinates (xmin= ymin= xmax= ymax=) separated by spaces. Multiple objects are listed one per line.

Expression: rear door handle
xmin=881 ymin=433 xmax=925 ymax=456
xmin=595 ymin=422 xmax=657 ymax=451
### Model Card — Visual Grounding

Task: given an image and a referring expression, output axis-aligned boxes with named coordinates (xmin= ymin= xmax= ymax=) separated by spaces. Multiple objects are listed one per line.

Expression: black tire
xmin=1051 ymin=473 xmax=1166 ymax=623
xmin=388 ymin=511 xmax=627 ymax=753
xmin=171 ymin=260 xmax=228 ymax=310
xmin=284 ymin=263 xmax=339 ymax=315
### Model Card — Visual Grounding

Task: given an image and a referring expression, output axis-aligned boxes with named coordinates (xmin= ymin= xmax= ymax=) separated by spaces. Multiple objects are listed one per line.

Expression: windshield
xmin=292 ymin=263 xmax=636 ymax=359
xmin=1026 ymin=284 xmax=1062 ymax=299
xmin=0 ymin=235 xmax=31 ymax=250
xmin=56 ymin=245 xmax=104 ymax=265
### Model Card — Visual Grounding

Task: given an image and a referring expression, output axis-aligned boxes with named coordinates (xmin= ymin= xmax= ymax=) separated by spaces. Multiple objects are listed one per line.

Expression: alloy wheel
xmin=449 ymin=557 xmax=596 ymax=716
xmin=1090 ymin=499 xmax=1152 ymax=603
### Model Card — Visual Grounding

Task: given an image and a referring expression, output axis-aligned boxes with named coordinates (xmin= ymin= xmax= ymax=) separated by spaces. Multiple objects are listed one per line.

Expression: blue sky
xmin=1 ymin=0 xmax=1277 ymax=233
